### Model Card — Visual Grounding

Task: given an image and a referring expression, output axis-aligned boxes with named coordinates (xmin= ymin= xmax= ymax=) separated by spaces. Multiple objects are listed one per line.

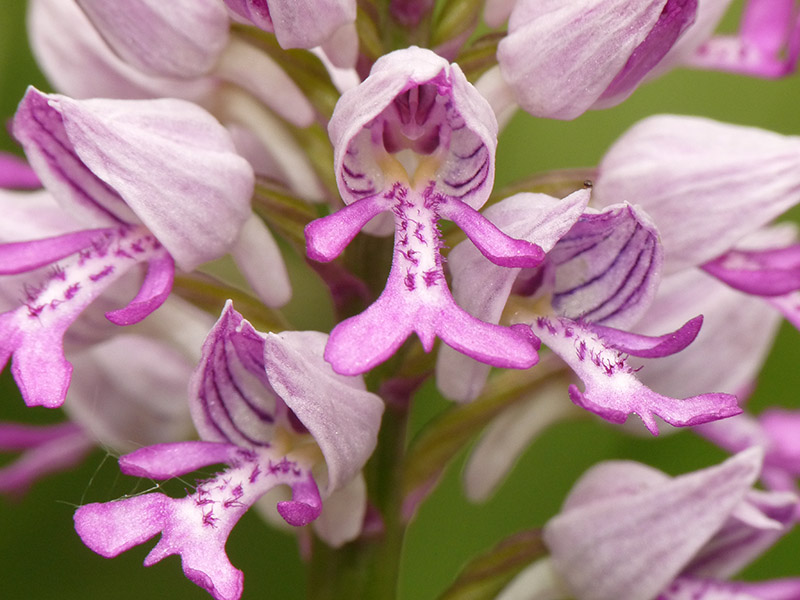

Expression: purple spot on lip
xmin=404 ymin=270 xmax=416 ymax=290
xmin=64 ymin=283 xmax=80 ymax=300
xmin=89 ymin=265 xmax=114 ymax=282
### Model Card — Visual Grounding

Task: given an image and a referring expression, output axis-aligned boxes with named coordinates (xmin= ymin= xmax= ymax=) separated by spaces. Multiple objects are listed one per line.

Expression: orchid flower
xmin=305 ymin=46 xmax=545 ymax=376
xmin=593 ymin=115 xmax=800 ymax=330
xmin=74 ymin=302 xmax=383 ymax=600
xmin=495 ymin=0 xmax=699 ymax=119
xmin=0 ymin=299 xmax=209 ymax=497
xmin=437 ymin=191 xmax=739 ymax=434
xmin=0 ymin=87 xmax=255 ymax=408
xmin=487 ymin=0 xmax=799 ymax=123
xmin=499 ymin=449 xmax=800 ymax=600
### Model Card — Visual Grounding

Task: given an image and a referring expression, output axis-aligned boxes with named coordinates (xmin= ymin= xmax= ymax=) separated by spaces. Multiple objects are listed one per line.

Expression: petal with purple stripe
xmin=188 ymin=302 xmax=280 ymax=447
xmin=548 ymin=203 xmax=662 ymax=328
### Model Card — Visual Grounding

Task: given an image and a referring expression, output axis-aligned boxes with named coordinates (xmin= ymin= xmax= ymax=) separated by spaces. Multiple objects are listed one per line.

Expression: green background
xmin=1 ymin=1 xmax=799 ymax=598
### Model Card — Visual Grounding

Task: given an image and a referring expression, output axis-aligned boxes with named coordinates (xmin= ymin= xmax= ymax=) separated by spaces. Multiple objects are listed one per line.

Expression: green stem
xmin=308 ymin=381 xmax=414 ymax=599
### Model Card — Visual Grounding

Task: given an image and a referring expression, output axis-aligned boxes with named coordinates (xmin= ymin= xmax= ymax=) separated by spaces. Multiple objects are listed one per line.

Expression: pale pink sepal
xmin=28 ymin=0 xmax=216 ymax=101
xmin=543 ymin=449 xmax=764 ymax=600
xmin=484 ymin=0 xmax=516 ymax=27
xmin=497 ymin=0 xmax=695 ymax=119
xmin=312 ymin=473 xmax=367 ymax=547
xmin=684 ymin=488 xmax=798 ymax=580
xmin=225 ymin=0 xmax=356 ymax=51
xmin=14 ymin=88 xmax=255 ymax=271
xmin=594 ymin=115 xmax=800 ymax=273
xmin=463 ymin=381 xmax=577 ymax=502
xmin=65 ymin=331 xmax=197 ymax=452
xmin=661 ymin=576 xmax=800 ymax=600
xmin=263 ymin=331 xmax=384 ymax=492
xmin=215 ymin=39 xmax=316 ymax=129
xmin=76 ymin=0 xmax=229 ymax=78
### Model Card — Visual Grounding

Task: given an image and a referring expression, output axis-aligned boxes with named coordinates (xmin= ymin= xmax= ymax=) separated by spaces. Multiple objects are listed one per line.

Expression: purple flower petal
xmin=189 ymin=302 xmax=281 ymax=447
xmin=436 ymin=190 xmax=588 ymax=402
xmin=702 ymin=244 xmax=800 ymax=296
xmin=305 ymin=193 xmax=394 ymax=262
xmin=630 ymin=268 xmax=782 ymax=400
xmin=529 ymin=316 xmax=740 ymax=434
xmin=687 ymin=0 xmax=800 ymax=78
xmin=0 ymin=227 xmax=117 ymax=274
xmin=14 ymin=87 xmax=255 ymax=271
xmin=76 ymin=444 xmax=321 ymax=600
xmin=543 ymin=449 xmax=763 ymax=600
xmin=498 ymin=0 xmax=696 ymax=119
xmin=76 ymin=0 xmax=229 ymax=78
xmin=547 ymin=203 xmax=663 ymax=328
xmin=0 ymin=153 xmax=41 ymax=189
xmin=0 ymin=226 xmax=171 ymax=407
xmin=105 ymin=251 xmax=174 ymax=325
xmin=0 ymin=422 xmax=92 ymax=497
xmin=225 ymin=0 xmax=356 ymax=50
xmin=119 ymin=441 xmax=240 ymax=479
xmin=598 ymin=0 xmax=697 ymax=106
xmin=584 ymin=315 xmax=703 ymax=358
xmin=437 ymin=198 xmax=544 ymax=268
